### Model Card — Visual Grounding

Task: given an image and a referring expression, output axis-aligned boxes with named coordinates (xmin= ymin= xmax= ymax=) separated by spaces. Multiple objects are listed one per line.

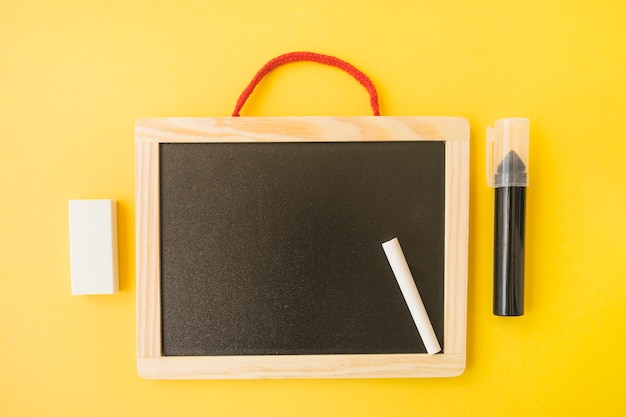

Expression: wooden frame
xmin=136 ymin=116 xmax=469 ymax=379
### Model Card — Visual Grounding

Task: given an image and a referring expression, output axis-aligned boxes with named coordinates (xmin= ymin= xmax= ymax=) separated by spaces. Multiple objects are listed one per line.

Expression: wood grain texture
xmin=136 ymin=142 xmax=160 ymax=359
xmin=444 ymin=140 xmax=470 ymax=356
xmin=136 ymin=116 xmax=468 ymax=143
xmin=138 ymin=353 xmax=466 ymax=380
xmin=136 ymin=116 xmax=469 ymax=379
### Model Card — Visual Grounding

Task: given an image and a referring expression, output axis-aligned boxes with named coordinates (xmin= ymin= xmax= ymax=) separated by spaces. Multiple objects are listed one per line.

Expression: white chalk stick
xmin=69 ymin=200 xmax=119 ymax=295
xmin=382 ymin=237 xmax=441 ymax=355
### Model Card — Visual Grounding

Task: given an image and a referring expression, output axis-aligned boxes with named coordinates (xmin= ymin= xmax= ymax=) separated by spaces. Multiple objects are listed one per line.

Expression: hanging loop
xmin=232 ymin=51 xmax=381 ymax=117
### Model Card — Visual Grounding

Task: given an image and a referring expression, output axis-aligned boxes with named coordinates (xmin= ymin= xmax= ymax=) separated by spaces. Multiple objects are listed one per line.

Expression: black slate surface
xmin=159 ymin=141 xmax=445 ymax=356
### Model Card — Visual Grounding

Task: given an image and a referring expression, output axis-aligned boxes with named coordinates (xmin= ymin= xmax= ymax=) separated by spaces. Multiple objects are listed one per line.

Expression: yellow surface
xmin=1 ymin=0 xmax=625 ymax=415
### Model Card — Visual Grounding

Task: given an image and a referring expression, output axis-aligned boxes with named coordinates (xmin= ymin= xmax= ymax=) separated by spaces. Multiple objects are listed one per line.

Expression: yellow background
xmin=1 ymin=0 xmax=625 ymax=415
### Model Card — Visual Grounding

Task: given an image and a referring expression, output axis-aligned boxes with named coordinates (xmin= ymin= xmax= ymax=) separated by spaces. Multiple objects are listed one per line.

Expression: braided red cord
xmin=232 ymin=52 xmax=380 ymax=117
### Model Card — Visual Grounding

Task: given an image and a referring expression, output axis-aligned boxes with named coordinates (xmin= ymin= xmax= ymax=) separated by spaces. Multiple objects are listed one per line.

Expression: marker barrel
xmin=488 ymin=118 xmax=529 ymax=317
xmin=493 ymin=186 xmax=526 ymax=316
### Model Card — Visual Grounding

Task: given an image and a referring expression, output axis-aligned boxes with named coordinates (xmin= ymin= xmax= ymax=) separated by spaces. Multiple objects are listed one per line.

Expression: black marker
xmin=487 ymin=118 xmax=529 ymax=316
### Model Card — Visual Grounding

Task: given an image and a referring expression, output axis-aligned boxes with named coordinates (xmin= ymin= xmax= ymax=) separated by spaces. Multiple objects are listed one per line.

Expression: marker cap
xmin=487 ymin=118 xmax=529 ymax=187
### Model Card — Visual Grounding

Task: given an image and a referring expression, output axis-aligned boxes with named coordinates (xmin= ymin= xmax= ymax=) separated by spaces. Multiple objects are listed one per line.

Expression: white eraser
xmin=69 ymin=200 xmax=119 ymax=295
xmin=382 ymin=237 xmax=441 ymax=355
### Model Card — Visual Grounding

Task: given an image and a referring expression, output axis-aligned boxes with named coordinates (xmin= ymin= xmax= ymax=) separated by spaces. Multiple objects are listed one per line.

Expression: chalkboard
xmin=136 ymin=116 xmax=469 ymax=379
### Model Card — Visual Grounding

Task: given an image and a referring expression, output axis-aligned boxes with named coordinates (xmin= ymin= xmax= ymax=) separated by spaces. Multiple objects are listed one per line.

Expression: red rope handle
xmin=232 ymin=52 xmax=380 ymax=117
